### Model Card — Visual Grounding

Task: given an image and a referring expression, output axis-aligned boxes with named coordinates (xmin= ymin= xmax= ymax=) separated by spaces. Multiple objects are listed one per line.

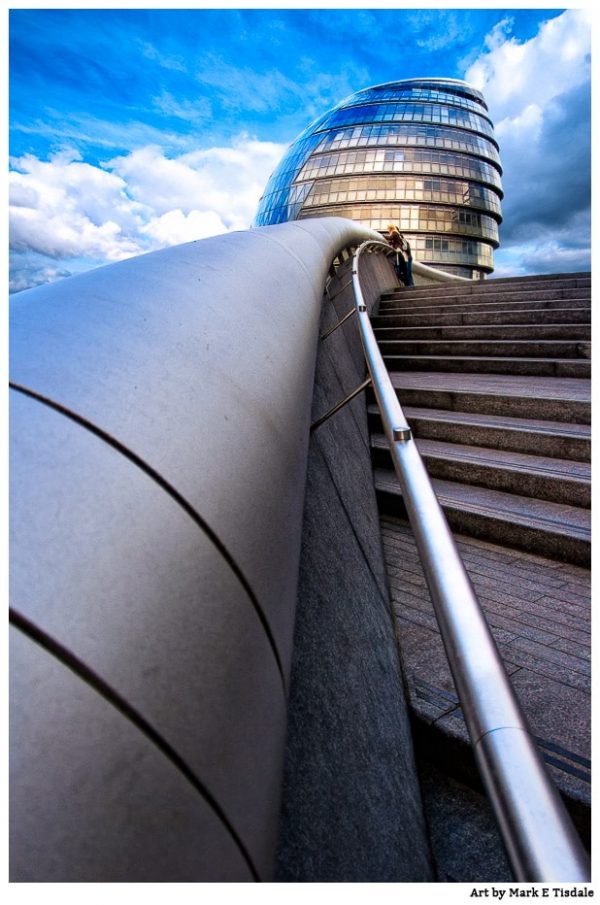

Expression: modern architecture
xmin=255 ymin=78 xmax=503 ymax=278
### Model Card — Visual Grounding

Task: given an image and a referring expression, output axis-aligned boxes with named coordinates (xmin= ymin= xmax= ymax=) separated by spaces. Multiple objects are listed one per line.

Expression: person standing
xmin=399 ymin=233 xmax=414 ymax=286
xmin=384 ymin=224 xmax=413 ymax=286
xmin=384 ymin=224 xmax=408 ymax=285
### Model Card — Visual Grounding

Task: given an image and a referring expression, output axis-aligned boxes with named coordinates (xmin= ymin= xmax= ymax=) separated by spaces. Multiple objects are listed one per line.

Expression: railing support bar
xmin=310 ymin=377 xmax=372 ymax=433
xmin=320 ymin=307 xmax=356 ymax=340
xmin=325 ymin=278 xmax=353 ymax=302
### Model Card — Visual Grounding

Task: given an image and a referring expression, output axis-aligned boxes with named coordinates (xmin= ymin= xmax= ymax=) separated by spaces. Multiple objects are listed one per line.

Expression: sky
xmin=7 ymin=4 xmax=593 ymax=292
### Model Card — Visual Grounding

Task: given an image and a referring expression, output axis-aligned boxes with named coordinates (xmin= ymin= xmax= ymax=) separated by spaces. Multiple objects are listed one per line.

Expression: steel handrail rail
xmin=351 ymin=239 xmax=590 ymax=882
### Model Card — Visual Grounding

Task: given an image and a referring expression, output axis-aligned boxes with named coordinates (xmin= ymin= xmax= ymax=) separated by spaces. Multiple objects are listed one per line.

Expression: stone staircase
xmin=370 ymin=273 xmax=591 ymax=566
xmin=367 ymin=273 xmax=592 ymax=876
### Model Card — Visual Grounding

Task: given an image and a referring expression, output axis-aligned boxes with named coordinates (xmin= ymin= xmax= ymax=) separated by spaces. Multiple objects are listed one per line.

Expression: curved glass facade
xmin=254 ymin=78 xmax=503 ymax=278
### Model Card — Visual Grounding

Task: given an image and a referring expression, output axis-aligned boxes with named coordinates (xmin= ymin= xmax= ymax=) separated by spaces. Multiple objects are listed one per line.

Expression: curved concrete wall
xmin=9 ymin=218 xmax=382 ymax=881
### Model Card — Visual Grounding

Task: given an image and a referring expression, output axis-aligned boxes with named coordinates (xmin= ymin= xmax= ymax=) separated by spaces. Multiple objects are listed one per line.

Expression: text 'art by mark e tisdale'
xmin=471 ymin=889 xmax=593 ymax=899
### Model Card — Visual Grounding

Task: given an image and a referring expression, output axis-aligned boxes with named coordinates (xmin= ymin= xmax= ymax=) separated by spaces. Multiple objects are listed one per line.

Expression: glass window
xmin=254 ymin=78 xmax=501 ymax=278
xmin=321 ymin=103 xmax=497 ymax=143
xmin=314 ymin=123 xmax=501 ymax=168
xmin=296 ymin=146 xmax=502 ymax=192
xmin=349 ymin=85 xmax=490 ymax=118
xmin=298 ymin=174 xmax=501 ymax=219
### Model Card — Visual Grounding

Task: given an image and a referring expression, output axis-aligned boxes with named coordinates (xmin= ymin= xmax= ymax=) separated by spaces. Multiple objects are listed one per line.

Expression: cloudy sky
xmin=8 ymin=5 xmax=592 ymax=292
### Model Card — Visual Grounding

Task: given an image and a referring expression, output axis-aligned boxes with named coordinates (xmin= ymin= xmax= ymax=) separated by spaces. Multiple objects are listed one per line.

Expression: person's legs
xmin=394 ymin=262 xmax=405 ymax=283
xmin=394 ymin=255 xmax=408 ymax=284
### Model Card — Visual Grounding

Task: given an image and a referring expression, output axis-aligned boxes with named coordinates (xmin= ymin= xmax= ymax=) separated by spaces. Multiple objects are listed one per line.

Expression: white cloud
xmin=141 ymin=209 xmax=228 ymax=245
xmin=464 ymin=9 xmax=591 ymax=275
xmin=106 ymin=137 xmax=283 ymax=229
xmin=12 ymin=10 xmax=591 ymax=292
xmin=465 ymin=9 xmax=591 ymax=119
xmin=494 ymin=102 xmax=543 ymax=145
xmin=9 ymin=260 xmax=73 ymax=295
xmin=9 ymin=137 xmax=286 ymax=291
xmin=9 ymin=150 xmax=144 ymax=261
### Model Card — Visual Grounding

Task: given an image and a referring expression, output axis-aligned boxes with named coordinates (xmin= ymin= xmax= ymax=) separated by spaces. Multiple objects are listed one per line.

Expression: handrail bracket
xmin=392 ymin=425 xmax=412 ymax=442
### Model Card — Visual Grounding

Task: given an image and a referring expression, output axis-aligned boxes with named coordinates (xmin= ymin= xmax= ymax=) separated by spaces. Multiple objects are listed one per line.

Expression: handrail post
xmin=350 ymin=240 xmax=590 ymax=882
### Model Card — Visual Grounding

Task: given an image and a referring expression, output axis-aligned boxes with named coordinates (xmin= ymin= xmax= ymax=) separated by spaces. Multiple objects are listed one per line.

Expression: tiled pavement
xmin=380 ymin=514 xmax=591 ymax=830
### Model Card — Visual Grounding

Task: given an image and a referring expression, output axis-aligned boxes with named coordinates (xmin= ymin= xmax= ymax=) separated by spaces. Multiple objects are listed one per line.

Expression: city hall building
xmin=255 ymin=77 xmax=502 ymax=279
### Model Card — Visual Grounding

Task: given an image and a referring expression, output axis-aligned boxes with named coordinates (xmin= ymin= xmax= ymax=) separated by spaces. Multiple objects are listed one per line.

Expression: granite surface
xmin=381 ymin=515 xmax=591 ymax=846
xmin=276 ymin=261 xmax=435 ymax=882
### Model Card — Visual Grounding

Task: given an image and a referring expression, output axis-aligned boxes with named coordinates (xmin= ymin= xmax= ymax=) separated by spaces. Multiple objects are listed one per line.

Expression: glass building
xmin=254 ymin=78 xmax=503 ymax=279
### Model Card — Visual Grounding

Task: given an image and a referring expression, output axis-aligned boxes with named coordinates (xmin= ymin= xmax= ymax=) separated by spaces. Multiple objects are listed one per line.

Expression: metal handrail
xmin=350 ymin=240 xmax=590 ymax=882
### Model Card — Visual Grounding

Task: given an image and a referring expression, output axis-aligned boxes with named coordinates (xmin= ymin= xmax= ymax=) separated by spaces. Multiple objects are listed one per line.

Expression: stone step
xmin=371 ymin=274 xmax=593 ymax=843
xmin=381 ymin=286 xmax=591 ymax=309
xmin=377 ymin=339 xmax=590 ymax=360
xmin=380 ymin=273 xmax=591 ymax=300
xmin=377 ymin=297 xmax=591 ymax=316
xmin=382 ymin=277 xmax=592 ymax=298
xmin=381 ymin=516 xmax=591 ymax=845
xmin=385 ymin=274 xmax=592 ymax=295
xmin=374 ymin=469 xmax=590 ymax=565
xmin=373 ymin=323 xmax=590 ymax=342
xmin=384 ymin=372 xmax=591 ymax=424
xmin=380 ymin=355 xmax=590 ymax=379
xmin=371 ymin=434 xmax=590 ymax=507
xmin=367 ymin=404 xmax=591 ymax=462
xmin=372 ymin=306 xmax=591 ymax=328
xmin=464 ymin=271 xmax=591 ymax=286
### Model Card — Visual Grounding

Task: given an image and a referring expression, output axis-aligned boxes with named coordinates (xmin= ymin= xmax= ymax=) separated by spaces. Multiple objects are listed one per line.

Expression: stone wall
xmin=275 ymin=250 xmax=436 ymax=881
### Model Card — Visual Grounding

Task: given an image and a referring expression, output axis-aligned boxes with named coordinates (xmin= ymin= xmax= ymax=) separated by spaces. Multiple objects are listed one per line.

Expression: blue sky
xmin=8 ymin=6 xmax=592 ymax=291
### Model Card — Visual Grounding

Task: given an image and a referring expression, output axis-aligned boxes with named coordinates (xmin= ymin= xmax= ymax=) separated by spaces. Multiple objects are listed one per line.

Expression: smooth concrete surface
xmin=10 ymin=391 xmax=285 ymax=878
xmin=275 ymin=255 xmax=435 ymax=881
xmin=10 ymin=627 xmax=255 ymax=882
xmin=9 ymin=217 xmax=383 ymax=881
xmin=10 ymin=218 xmax=379 ymax=675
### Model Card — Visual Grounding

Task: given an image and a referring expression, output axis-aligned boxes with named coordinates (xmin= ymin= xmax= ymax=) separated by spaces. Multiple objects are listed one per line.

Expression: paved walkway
xmin=380 ymin=515 xmax=591 ymax=822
